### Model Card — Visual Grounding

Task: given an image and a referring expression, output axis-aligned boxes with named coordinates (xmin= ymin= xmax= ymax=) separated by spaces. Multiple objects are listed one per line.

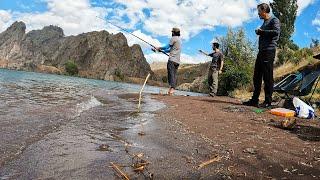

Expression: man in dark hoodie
xmin=243 ymin=3 xmax=280 ymax=108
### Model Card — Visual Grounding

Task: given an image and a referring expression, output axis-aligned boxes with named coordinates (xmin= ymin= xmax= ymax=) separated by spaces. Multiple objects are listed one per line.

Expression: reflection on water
xmin=0 ymin=69 xmax=200 ymax=179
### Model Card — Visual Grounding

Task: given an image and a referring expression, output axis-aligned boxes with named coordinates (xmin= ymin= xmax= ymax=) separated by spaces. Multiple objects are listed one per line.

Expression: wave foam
xmin=75 ymin=96 xmax=102 ymax=116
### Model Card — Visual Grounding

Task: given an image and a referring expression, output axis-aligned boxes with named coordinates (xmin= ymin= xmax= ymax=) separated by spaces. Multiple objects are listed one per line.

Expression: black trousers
xmin=252 ymin=50 xmax=276 ymax=103
xmin=167 ymin=60 xmax=179 ymax=88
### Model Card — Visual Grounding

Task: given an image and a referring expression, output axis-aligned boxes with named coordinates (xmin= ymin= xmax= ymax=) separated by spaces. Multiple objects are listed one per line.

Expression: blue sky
xmin=0 ymin=0 xmax=319 ymax=64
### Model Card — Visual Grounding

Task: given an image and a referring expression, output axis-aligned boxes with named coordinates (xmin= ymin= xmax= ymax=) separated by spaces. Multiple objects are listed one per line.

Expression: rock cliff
xmin=0 ymin=21 xmax=154 ymax=81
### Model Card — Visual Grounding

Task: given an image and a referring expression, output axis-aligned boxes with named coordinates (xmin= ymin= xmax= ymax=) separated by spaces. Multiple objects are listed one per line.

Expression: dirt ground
xmin=152 ymin=94 xmax=320 ymax=179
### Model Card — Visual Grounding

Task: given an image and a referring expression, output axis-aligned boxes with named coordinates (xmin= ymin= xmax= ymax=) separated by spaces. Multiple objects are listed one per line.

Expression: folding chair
xmin=274 ymin=54 xmax=320 ymax=105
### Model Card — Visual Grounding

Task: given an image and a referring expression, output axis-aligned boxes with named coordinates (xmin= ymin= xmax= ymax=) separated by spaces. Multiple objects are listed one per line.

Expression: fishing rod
xmin=98 ymin=16 xmax=169 ymax=56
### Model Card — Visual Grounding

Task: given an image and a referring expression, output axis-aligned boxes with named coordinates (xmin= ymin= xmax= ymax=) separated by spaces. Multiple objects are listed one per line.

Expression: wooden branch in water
xmin=138 ymin=73 xmax=151 ymax=111
xmin=110 ymin=162 xmax=130 ymax=180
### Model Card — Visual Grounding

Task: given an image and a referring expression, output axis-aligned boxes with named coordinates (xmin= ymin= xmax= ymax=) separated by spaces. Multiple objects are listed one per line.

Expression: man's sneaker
xmin=242 ymin=99 xmax=259 ymax=107
xmin=259 ymin=102 xmax=272 ymax=108
xmin=209 ymin=92 xmax=216 ymax=97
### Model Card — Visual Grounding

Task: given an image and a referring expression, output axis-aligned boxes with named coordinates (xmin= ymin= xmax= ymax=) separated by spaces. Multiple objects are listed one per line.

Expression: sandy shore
xmin=152 ymin=94 xmax=320 ymax=179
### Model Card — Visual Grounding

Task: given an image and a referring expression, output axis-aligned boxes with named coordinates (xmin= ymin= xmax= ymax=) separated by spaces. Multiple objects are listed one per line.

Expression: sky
xmin=0 ymin=0 xmax=319 ymax=64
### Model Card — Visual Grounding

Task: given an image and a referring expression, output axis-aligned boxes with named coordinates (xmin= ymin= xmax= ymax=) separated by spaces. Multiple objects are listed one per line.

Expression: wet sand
xmin=152 ymin=94 xmax=320 ymax=179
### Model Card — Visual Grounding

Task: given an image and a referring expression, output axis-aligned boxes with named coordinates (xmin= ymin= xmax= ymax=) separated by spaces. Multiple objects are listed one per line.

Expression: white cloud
xmin=259 ymin=0 xmax=315 ymax=15
xmin=313 ymin=18 xmax=320 ymax=26
xmin=181 ymin=53 xmax=211 ymax=64
xmin=145 ymin=52 xmax=210 ymax=64
xmin=2 ymin=0 xmax=315 ymax=40
xmin=297 ymin=0 xmax=315 ymax=15
xmin=313 ymin=12 xmax=320 ymax=31
xmin=114 ymin=0 xmax=257 ymax=40
xmin=126 ymin=30 xmax=162 ymax=48
xmin=0 ymin=10 xmax=13 ymax=32
xmin=16 ymin=0 xmax=110 ymax=35
xmin=0 ymin=0 xmax=121 ymax=36
xmin=111 ymin=0 xmax=314 ymax=40
xmin=145 ymin=53 xmax=168 ymax=63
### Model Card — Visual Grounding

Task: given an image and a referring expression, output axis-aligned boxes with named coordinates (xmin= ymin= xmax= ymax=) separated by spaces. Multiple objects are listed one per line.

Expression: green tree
xmin=217 ymin=28 xmax=257 ymax=66
xmin=270 ymin=0 xmax=298 ymax=48
xmin=216 ymin=28 xmax=256 ymax=95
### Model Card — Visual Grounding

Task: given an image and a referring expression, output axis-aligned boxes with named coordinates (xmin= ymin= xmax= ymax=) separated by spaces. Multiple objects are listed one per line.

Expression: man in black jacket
xmin=243 ymin=3 xmax=280 ymax=108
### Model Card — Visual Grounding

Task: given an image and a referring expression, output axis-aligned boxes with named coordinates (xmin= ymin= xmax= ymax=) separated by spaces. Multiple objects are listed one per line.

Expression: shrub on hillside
xmin=218 ymin=60 xmax=252 ymax=95
xmin=293 ymin=48 xmax=313 ymax=64
xmin=114 ymin=68 xmax=125 ymax=81
xmin=65 ymin=61 xmax=78 ymax=76
xmin=162 ymin=76 xmax=168 ymax=83
xmin=277 ymin=47 xmax=313 ymax=65
xmin=277 ymin=47 xmax=295 ymax=65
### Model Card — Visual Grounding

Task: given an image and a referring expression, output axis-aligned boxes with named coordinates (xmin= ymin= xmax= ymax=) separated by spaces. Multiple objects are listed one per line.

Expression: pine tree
xmin=270 ymin=0 xmax=298 ymax=48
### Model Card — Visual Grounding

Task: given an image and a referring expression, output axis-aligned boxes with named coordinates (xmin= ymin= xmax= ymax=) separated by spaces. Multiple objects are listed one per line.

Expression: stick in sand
xmin=138 ymin=73 xmax=151 ymax=111
xmin=197 ymin=156 xmax=221 ymax=170
xmin=110 ymin=162 xmax=130 ymax=180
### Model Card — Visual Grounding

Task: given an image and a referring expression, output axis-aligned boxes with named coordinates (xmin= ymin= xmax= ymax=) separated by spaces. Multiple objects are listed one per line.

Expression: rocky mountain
xmin=0 ymin=21 xmax=154 ymax=81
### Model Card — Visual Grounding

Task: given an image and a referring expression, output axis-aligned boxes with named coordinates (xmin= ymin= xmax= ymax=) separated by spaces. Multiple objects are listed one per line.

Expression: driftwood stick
xmin=138 ymin=73 xmax=151 ymax=111
xmin=110 ymin=162 xmax=130 ymax=180
xmin=197 ymin=156 xmax=221 ymax=170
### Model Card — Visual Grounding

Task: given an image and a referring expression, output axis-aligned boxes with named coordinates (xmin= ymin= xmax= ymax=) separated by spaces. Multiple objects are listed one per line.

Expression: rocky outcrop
xmin=154 ymin=62 xmax=210 ymax=93
xmin=0 ymin=21 xmax=154 ymax=80
xmin=177 ymin=76 xmax=209 ymax=93
xmin=36 ymin=65 xmax=62 ymax=74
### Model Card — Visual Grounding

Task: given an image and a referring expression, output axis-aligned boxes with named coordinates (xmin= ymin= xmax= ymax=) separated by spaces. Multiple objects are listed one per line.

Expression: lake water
xmin=0 ymin=69 xmax=202 ymax=179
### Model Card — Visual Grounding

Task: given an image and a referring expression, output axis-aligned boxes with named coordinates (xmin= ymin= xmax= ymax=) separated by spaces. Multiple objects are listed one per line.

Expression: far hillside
xmin=150 ymin=62 xmax=167 ymax=71
xmin=153 ymin=62 xmax=209 ymax=88
xmin=274 ymin=46 xmax=320 ymax=79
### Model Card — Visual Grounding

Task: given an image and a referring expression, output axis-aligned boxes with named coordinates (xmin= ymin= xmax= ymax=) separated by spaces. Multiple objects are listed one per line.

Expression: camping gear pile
xmin=272 ymin=53 xmax=320 ymax=119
